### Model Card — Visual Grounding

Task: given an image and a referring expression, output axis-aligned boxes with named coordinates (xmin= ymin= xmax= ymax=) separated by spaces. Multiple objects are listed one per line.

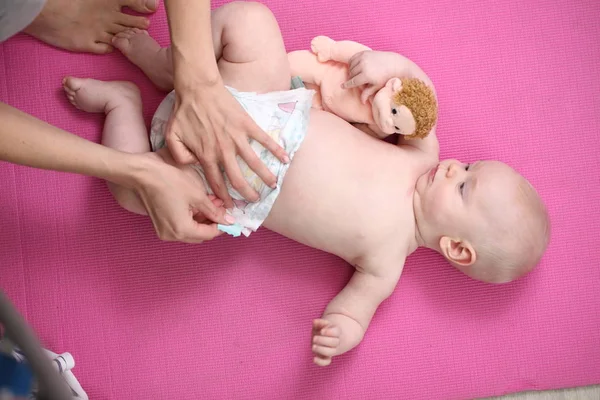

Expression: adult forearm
xmin=164 ymin=0 xmax=219 ymax=91
xmin=0 ymin=102 xmax=141 ymax=187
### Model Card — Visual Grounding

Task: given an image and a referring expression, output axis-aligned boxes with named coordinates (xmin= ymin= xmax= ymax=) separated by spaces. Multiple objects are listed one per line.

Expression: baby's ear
xmin=439 ymin=236 xmax=477 ymax=267
xmin=387 ymin=77 xmax=402 ymax=92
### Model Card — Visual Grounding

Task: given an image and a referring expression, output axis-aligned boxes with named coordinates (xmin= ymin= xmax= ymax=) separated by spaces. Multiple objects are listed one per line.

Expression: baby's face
xmin=414 ymin=159 xmax=520 ymax=239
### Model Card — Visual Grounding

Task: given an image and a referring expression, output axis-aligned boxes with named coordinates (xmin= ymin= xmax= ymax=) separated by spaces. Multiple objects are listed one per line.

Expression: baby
xmin=62 ymin=2 xmax=550 ymax=366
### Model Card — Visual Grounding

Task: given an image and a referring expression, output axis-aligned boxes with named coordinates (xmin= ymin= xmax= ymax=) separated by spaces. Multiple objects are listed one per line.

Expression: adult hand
xmin=132 ymin=153 xmax=233 ymax=243
xmin=165 ymin=79 xmax=289 ymax=208
xmin=0 ymin=102 xmax=230 ymax=244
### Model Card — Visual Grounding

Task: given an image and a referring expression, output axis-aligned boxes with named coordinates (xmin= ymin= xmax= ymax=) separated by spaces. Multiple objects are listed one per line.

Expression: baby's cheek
xmin=428 ymin=197 xmax=451 ymax=225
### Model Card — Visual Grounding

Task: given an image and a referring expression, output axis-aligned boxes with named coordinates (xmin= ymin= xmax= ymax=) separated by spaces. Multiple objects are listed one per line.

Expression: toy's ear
xmin=387 ymin=77 xmax=402 ymax=92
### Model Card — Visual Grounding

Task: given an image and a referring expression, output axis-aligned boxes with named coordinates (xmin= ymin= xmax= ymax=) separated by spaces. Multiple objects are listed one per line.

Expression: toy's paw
xmin=311 ymin=36 xmax=335 ymax=62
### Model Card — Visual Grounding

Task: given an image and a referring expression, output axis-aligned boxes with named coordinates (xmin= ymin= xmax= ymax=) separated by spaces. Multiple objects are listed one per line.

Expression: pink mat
xmin=1 ymin=0 xmax=600 ymax=399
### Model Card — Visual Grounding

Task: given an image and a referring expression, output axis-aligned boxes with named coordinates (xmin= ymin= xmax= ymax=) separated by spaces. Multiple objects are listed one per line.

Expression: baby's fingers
xmin=312 ymin=344 xmax=337 ymax=358
xmin=347 ymin=52 xmax=365 ymax=70
xmin=313 ymin=335 xmax=340 ymax=348
xmin=313 ymin=355 xmax=332 ymax=367
xmin=321 ymin=325 xmax=341 ymax=338
xmin=312 ymin=319 xmax=331 ymax=332
xmin=342 ymin=73 xmax=368 ymax=89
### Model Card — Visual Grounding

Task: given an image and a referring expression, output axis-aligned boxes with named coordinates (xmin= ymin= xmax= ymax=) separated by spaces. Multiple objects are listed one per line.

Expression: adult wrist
xmin=107 ymin=152 xmax=154 ymax=190
xmin=171 ymin=49 xmax=221 ymax=95
xmin=174 ymin=70 xmax=221 ymax=97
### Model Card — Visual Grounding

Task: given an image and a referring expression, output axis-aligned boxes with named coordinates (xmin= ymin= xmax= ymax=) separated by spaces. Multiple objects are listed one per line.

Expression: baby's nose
xmin=446 ymin=162 xmax=461 ymax=177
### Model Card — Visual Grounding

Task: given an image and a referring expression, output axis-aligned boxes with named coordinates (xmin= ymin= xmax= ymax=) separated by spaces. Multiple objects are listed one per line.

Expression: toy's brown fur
xmin=393 ymin=78 xmax=437 ymax=139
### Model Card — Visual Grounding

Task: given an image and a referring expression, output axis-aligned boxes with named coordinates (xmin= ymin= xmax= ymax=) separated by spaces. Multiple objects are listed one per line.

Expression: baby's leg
xmin=63 ymin=77 xmax=150 ymax=215
xmin=211 ymin=1 xmax=291 ymax=92
xmin=114 ymin=2 xmax=291 ymax=93
xmin=113 ymin=28 xmax=174 ymax=91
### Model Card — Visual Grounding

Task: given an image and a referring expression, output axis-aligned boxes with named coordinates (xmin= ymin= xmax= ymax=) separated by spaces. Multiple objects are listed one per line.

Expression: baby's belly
xmin=263 ymin=109 xmax=411 ymax=263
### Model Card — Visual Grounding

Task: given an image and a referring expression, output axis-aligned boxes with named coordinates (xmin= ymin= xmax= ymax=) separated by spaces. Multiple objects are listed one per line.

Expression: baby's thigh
xmin=213 ymin=1 xmax=290 ymax=92
xmin=155 ymin=148 xmax=207 ymax=189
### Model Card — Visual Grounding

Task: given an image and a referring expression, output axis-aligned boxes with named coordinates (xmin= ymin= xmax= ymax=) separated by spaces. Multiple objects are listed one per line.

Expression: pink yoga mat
xmin=1 ymin=0 xmax=599 ymax=399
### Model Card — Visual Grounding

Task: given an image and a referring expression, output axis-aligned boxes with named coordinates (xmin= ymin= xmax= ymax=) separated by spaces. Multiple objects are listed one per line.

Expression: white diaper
xmin=150 ymin=85 xmax=314 ymax=237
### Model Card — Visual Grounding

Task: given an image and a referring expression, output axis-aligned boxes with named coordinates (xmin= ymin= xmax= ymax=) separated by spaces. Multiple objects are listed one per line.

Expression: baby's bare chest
xmin=264 ymin=110 xmax=419 ymax=263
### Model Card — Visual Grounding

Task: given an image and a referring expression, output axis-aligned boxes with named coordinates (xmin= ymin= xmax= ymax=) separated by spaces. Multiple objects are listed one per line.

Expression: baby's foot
xmin=24 ymin=0 xmax=156 ymax=54
xmin=311 ymin=319 xmax=341 ymax=367
xmin=63 ymin=77 xmax=141 ymax=114
xmin=310 ymin=36 xmax=335 ymax=63
xmin=113 ymin=29 xmax=173 ymax=91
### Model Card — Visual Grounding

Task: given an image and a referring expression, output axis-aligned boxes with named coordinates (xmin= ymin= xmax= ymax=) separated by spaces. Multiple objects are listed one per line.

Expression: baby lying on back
xmin=61 ymin=2 xmax=550 ymax=366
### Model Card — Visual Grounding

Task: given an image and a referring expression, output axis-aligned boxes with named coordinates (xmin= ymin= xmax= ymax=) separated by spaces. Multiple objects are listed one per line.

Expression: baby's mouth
xmin=429 ymin=164 xmax=439 ymax=184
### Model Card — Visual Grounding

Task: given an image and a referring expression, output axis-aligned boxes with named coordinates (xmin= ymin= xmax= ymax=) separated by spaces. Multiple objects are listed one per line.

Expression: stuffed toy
xmin=288 ymin=36 xmax=437 ymax=139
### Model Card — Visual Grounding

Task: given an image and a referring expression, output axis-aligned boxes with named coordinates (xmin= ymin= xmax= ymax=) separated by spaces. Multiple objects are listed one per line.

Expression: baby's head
xmin=413 ymin=160 xmax=550 ymax=283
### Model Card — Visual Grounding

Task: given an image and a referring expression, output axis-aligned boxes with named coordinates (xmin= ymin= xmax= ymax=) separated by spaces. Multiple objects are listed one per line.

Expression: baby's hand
xmin=343 ymin=50 xmax=399 ymax=103
xmin=311 ymin=319 xmax=341 ymax=367
xmin=310 ymin=36 xmax=335 ymax=63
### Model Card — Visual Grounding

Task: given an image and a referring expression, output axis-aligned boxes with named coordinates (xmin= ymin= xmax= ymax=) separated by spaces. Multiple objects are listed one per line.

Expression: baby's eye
xmin=459 ymin=182 xmax=465 ymax=196
xmin=394 ymin=126 xmax=400 ymax=131
xmin=465 ymin=164 xmax=471 ymax=171
xmin=392 ymin=108 xmax=397 ymax=115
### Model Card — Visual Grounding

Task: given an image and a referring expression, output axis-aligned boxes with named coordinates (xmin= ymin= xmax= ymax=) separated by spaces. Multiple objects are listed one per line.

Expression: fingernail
xmin=270 ymin=182 xmax=277 ymax=189
xmin=283 ymin=156 xmax=290 ymax=164
xmin=146 ymin=0 xmax=158 ymax=11
xmin=225 ymin=215 xmax=235 ymax=224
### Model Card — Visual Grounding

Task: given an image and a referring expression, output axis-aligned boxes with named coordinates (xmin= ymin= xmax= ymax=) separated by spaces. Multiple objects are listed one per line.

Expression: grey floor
xmin=483 ymin=385 xmax=600 ymax=400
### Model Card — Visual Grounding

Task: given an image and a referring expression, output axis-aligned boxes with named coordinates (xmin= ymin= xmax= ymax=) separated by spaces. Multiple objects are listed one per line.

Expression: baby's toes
xmin=62 ymin=76 xmax=83 ymax=92
xmin=123 ymin=28 xmax=142 ymax=37
xmin=114 ymin=29 xmax=137 ymax=40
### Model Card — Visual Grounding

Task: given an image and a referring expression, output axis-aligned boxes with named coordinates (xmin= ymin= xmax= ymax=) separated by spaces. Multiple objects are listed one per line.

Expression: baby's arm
xmin=310 ymin=36 xmax=371 ymax=64
xmin=353 ymin=123 xmax=388 ymax=139
xmin=311 ymin=269 xmax=400 ymax=366
xmin=347 ymin=50 xmax=440 ymax=158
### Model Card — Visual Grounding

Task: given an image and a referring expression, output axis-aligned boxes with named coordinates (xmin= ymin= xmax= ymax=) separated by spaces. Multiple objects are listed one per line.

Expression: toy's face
xmin=371 ymin=78 xmax=416 ymax=136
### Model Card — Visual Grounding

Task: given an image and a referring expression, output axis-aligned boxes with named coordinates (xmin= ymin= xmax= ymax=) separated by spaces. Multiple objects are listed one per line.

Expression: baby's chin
xmin=413 ymin=169 xmax=431 ymax=197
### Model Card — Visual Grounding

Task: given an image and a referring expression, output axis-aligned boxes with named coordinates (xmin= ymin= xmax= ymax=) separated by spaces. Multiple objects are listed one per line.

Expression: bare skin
xmin=62 ymin=77 xmax=213 ymax=218
xmin=67 ymin=2 xmax=437 ymax=367
xmin=113 ymin=28 xmax=172 ymax=90
xmin=23 ymin=0 xmax=157 ymax=53
xmin=67 ymin=2 xmax=543 ymax=367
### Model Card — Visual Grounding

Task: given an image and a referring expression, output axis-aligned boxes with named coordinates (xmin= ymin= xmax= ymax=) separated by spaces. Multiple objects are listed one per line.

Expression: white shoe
xmin=10 ymin=346 xmax=88 ymax=400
